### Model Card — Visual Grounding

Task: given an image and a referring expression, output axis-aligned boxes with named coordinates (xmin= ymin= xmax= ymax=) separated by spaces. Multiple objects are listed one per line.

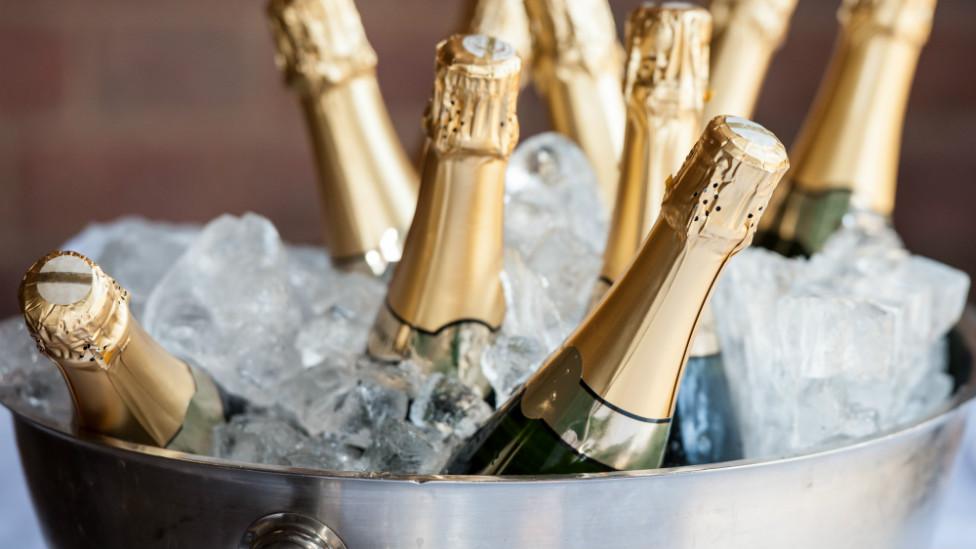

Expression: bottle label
xmin=520 ymin=347 xmax=672 ymax=470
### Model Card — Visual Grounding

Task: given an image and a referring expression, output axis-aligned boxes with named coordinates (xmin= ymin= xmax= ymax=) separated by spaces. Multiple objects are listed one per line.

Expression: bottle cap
xmin=425 ymin=34 xmax=522 ymax=156
xmin=661 ymin=115 xmax=789 ymax=249
xmin=20 ymin=251 xmax=131 ymax=367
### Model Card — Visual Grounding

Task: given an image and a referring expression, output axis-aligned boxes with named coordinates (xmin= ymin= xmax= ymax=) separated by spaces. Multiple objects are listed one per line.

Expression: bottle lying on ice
xmin=594 ymin=2 xmax=711 ymax=303
xmin=367 ymin=35 xmax=521 ymax=398
xmin=447 ymin=115 xmax=789 ymax=474
xmin=756 ymin=0 xmax=937 ymax=257
xmin=523 ymin=0 xmax=626 ymax=212
xmin=19 ymin=251 xmax=227 ymax=454
xmin=267 ymin=0 xmax=419 ymax=276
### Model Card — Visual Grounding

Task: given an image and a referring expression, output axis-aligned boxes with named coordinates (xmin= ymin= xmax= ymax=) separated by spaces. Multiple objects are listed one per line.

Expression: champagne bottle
xmin=19 ymin=252 xmax=226 ymax=454
xmin=666 ymin=305 xmax=744 ymax=465
xmin=703 ymin=0 xmax=798 ymax=121
xmin=448 ymin=116 xmax=789 ymax=474
xmin=267 ymin=0 xmax=418 ymax=275
xmin=367 ymin=35 xmax=521 ymax=397
xmin=523 ymin=0 xmax=627 ymax=211
xmin=467 ymin=0 xmax=533 ymax=88
xmin=757 ymin=0 xmax=936 ymax=256
xmin=594 ymin=3 xmax=711 ymax=303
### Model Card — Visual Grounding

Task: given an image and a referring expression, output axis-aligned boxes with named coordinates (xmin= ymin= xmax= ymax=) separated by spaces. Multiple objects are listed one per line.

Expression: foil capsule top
xmin=266 ymin=0 xmax=378 ymax=92
xmin=19 ymin=251 xmax=132 ymax=367
xmin=624 ymin=2 xmax=711 ymax=114
xmin=661 ymin=115 xmax=789 ymax=249
xmin=426 ymin=35 xmax=522 ymax=156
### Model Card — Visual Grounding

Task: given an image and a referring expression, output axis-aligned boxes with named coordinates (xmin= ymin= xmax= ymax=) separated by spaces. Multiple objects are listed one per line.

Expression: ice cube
xmin=409 ymin=373 xmax=493 ymax=439
xmin=280 ymin=435 xmax=365 ymax=471
xmin=506 ymin=132 xmax=607 ymax=253
xmin=363 ymin=416 xmax=448 ymax=474
xmin=481 ymin=334 xmax=547 ymax=405
xmin=62 ymin=218 xmax=199 ymax=317
xmin=142 ymin=214 xmax=304 ymax=406
xmin=213 ymin=415 xmax=308 ymax=466
xmin=0 ymin=318 xmax=72 ymax=428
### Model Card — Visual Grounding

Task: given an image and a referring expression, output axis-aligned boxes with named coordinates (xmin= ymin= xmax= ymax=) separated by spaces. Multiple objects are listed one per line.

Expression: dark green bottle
xmin=447 ymin=115 xmax=790 ymax=474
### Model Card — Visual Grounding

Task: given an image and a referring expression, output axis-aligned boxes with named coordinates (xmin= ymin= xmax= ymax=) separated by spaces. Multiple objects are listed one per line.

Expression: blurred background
xmin=0 ymin=0 xmax=974 ymax=317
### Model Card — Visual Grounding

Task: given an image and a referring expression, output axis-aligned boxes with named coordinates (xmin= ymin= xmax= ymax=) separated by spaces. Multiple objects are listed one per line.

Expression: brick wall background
xmin=1 ymin=1 xmax=974 ymax=315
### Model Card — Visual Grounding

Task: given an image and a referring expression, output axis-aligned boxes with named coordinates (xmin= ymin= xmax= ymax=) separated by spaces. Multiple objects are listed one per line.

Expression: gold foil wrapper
xmin=599 ymin=3 xmax=711 ymax=289
xmin=542 ymin=116 xmax=787 ymax=421
xmin=267 ymin=0 xmax=378 ymax=92
xmin=524 ymin=0 xmax=626 ymax=210
xmin=372 ymin=35 xmax=520 ymax=382
xmin=267 ymin=0 xmax=418 ymax=270
xmin=705 ymin=0 xmax=798 ymax=120
xmin=839 ymin=0 xmax=937 ymax=45
xmin=425 ymin=35 xmax=521 ymax=157
xmin=761 ymin=0 xmax=936 ymax=237
xmin=19 ymin=251 xmax=197 ymax=447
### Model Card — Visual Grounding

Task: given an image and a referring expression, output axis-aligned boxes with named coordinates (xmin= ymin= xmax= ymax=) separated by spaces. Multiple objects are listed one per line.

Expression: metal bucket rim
xmin=5 ymin=375 xmax=973 ymax=485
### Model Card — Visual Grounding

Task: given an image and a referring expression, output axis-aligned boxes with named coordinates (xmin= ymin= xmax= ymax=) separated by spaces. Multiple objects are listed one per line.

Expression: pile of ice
xmin=0 ymin=133 xmax=606 ymax=473
xmin=713 ymin=214 xmax=970 ymax=458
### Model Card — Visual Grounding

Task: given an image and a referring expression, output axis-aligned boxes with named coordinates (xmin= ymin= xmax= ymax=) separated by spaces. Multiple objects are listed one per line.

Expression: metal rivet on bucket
xmin=240 ymin=513 xmax=348 ymax=549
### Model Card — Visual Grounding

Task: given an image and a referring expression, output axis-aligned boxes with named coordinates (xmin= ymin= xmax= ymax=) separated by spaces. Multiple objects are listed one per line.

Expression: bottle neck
xmin=704 ymin=0 xmax=797 ymax=121
xmin=601 ymin=104 xmax=701 ymax=285
xmin=57 ymin=320 xmax=197 ymax=447
xmin=533 ymin=56 xmax=626 ymax=210
xmin=575 ymin=219 xmax=737 ymax=420
xmin=789 ymin=22 xmax=926 ymax=217
xmin=385 ymin=145 xmax=508 ymax=333
xmin=299 ymin=72 xmax=418 ymax=270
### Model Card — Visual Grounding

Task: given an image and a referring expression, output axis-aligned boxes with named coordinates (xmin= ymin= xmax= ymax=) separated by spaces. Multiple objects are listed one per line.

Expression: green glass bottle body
xmin=449 ymin=386 xmax=612 ymax=475
xmin=665 ymin=352 xmax=743 ymax=465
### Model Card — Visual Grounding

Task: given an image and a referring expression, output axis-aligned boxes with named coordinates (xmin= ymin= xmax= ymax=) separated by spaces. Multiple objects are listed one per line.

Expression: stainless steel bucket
xmin=5 ymin=322 xmax=975 ymax=549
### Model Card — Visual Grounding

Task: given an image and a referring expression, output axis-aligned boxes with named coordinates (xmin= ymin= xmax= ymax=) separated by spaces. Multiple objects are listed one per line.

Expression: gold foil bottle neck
xmin=839 ymin=0 xmax=937 ymax=45
xmin=624 ymin=3 xmax=711 ymax=115
xmin=705 ymin=0 xmax=798 ymax=121
xmin=468 ymin=0 xmax=534 ymax=88
xmin=524 ymin=0 xmax=623 ymax=74
xmin=522 ymin=116 xmax=788 ymax=469
xmin=267 ymin=0 xmax=378 ymax=92
xmin=379 ymin=34 xmax=519 ymax=338
xmin=598 ymin=3 xmax=711 ymax=291
xmin=425 ymin=35 xmax=522 ymax=157
xmin=19 ymin=251 xmax=199 ymax=447
xmin=267 ymin=0 xmax=418 ymax=270
xmin=524 ymin=0 xmax=625 ymax=211
xmin=710 ymin=0 xmax=797 ymax=49
xmin=760 ymin=0 xmax=936 ymax=240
